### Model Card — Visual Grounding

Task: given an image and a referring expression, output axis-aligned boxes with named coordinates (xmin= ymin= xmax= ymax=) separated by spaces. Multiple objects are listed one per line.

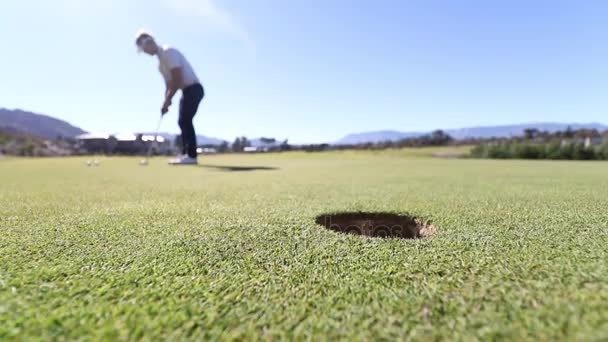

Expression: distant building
xmin=76 ymin=133 xmax=173 ymax=155
xmin=140 ymin=134 xmax=173 ymax=155
xmin=244 ymin=137 xmax=287 ymax=153
xmin=114 ymin=133 xmax=141 ymax=155
xmin=244 ymin=146 xmax=265 ymax=153
xmin=75 ymin=133 xmax=117 ymax=154
xmin=197 ymin=147 xmax=217 ymax=154
xmin=584 ymin=137 xmax=604 ymax=148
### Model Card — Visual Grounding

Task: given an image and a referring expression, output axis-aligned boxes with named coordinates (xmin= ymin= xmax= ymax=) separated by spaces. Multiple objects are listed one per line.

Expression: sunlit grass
xmin=1 ymin=152 xmax=607 ymax=340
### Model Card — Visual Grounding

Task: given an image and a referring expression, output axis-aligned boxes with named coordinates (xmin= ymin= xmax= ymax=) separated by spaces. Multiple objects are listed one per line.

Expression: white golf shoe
xmin=168 ymin=156 xmax=198 ymax=165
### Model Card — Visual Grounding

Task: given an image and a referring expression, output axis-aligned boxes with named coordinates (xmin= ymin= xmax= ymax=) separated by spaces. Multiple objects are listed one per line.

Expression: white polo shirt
xmin=157 ymin=45 xmax=200 ymax=89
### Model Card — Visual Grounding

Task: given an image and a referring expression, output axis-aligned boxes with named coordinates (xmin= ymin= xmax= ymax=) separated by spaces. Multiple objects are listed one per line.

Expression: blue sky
xmin=1 ymin=0 xmax=607 ymax=143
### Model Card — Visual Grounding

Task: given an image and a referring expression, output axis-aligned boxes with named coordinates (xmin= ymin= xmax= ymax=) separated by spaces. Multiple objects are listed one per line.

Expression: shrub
xmin=470 ymin=140 xmax=603 ymax=160
xmin=514 ymin=143 xmax=544 ymax=159
xmin=597 ymin=143 xmax=608 ymax=160
xmin=572 ymin=142 xmax=596 ymax=160
xmin=545 ymin=142 xmax=563 ymax=160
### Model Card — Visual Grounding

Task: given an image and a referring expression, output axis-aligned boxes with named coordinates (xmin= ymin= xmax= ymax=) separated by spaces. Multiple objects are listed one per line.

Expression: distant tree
xmin=232 ymin=136 xmax=250 ymax=152
xmin=523 ymin=128 xmax=539 ymax=140
xmin=241 ymin=136 xmax=250 ymax=148
xmin=260 ymin=137 xmax=276 ymax=144
xmin=0 ymin=131 xmax=9 ymax=145
xmin=599 ymin=142 xmax=608 ymax=160
xmin=429 ymin=130 xmax=452 ymax=145
xmin=545 ymin=142 xmax=562 ymax=160
xmin=377 ymin=140 xmax=395 ymax=149
xmin=559 ymin=141 xmax=574 ymax=159
xmin=488 ymin=142 xmax=511 ymax=159
xmin=572 ymin=142 xmax=596 ymax=160
xmin=19 ymin=141 xmax=35 ymax=156
xmin=217 ymin=141 xmax=229 ymax=153
xmin=574 ymin=129 xmax=599 ymax=139
xmin=398 ymin=130 xmax=452 ymax=147
xmin=279 ymin=139 xmax=291 ymax=151
xmin=232 ymin=137 xmax=242 ymax=152
xmin=303 ymin=144 xmax=329 ymax=152
xmin=514 ymin=143 xmax=544 ymax=159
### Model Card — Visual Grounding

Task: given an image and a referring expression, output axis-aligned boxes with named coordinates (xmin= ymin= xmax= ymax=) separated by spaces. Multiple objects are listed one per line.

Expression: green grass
xmin=1 ymin=151 xmax=608 ymax=340
xmin=264 ymin=145 xmax=473 ymax=159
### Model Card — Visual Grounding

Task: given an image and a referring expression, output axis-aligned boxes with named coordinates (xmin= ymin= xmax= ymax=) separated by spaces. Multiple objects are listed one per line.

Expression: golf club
xmin=140 ymin=115 xmax=163 ymax=166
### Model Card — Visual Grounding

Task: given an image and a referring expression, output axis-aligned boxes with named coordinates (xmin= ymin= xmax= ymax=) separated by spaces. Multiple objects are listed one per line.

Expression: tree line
xmin=470 ymin=127 xmax=608 ymax=160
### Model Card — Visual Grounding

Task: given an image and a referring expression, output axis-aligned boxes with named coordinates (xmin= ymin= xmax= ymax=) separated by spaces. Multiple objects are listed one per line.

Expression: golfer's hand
xmin=161 ymin=100 xmax=171 ymax=115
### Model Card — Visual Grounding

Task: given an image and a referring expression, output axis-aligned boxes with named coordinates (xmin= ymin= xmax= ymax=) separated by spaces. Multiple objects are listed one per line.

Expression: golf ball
xmin=86 ymin=161 xmax=92 ymax=166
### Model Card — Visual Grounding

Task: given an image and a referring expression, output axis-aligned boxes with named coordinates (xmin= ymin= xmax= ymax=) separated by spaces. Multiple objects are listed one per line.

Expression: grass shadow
xmin=199 ymin=164 xmax=279 ymax=172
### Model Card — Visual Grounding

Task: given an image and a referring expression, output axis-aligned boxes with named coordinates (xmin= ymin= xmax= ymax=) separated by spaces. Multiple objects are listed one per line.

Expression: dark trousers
xmin=178 ymin=83 xmax=204 ymax=158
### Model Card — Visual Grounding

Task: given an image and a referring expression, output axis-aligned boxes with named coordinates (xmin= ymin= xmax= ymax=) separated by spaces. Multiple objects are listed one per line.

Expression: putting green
xmin=1 ymin=151 xmax=607 ymax=340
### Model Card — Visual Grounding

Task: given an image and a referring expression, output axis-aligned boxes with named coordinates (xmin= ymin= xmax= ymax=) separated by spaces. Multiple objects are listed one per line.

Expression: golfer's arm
xmin=165 ymin=67 xmax=184 ymax=103
xmin=164 ymin=83 xmax=171 ymax=101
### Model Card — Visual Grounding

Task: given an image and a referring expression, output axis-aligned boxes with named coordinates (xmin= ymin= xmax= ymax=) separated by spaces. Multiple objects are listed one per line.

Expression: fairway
xmin=1 ymin=151 xmax=608 ymax=340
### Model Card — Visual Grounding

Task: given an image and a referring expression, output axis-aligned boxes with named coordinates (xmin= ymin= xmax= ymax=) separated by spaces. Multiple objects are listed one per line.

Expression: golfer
xmin=135 ymin=30 xmax=204 ymax=165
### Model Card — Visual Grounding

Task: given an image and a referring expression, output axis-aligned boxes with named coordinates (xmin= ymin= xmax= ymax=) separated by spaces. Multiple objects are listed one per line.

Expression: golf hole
xmin=315 ymin=212 xmax=436 ymax=239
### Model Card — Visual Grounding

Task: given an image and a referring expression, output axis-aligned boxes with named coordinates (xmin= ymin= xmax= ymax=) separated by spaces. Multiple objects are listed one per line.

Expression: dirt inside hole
xmin=315 ymin=212 xmax=436 ymax=239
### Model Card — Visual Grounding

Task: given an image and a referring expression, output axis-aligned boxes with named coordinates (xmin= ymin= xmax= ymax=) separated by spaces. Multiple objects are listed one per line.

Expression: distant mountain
xmin=335 ymin=130 xmax=425 ymax=145
xmin=0 ymin=108 xmax=86 ymax=139
xmin=197 ymin=135 xmax=226 ymax=146
xmin=335 ymin=123 xmax=608 ymax=144
xmin=249 ymin=137 xmax=288 ymax=148
xmin=445 ymin=123 xmax=608 ymax=139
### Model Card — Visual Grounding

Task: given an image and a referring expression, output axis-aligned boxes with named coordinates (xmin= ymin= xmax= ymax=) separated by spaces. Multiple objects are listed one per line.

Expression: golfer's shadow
xmin=198 ymin=164 xmax=279 ymax=172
